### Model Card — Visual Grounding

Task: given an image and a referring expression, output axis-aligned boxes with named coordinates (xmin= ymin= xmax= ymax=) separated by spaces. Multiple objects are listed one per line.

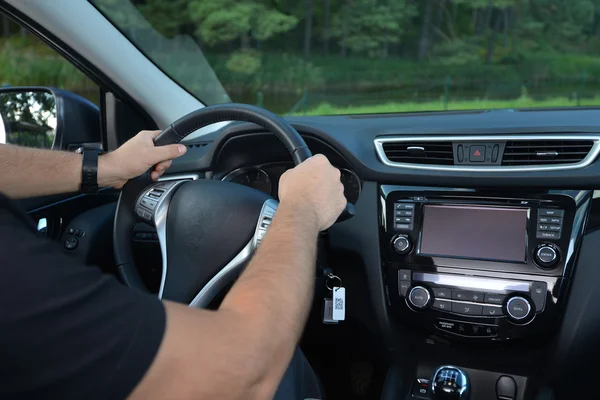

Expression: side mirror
xmin=0 ymin=86 xmax=100 ymax=150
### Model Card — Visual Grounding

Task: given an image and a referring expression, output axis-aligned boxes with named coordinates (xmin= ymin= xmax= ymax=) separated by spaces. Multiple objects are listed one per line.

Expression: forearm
xmin=219 ymin=203 xmax=319 ymax=393
xmin=0 ymin=145 xmax=115 ymax=198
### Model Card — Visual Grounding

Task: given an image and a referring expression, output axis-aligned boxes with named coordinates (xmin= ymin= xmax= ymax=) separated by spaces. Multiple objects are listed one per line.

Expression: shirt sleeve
xmin=0 ymin=207 xmax=166 ymax=400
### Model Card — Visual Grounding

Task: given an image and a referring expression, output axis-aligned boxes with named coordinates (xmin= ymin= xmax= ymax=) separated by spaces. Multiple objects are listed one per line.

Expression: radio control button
xmin=538 ymin=209 xmax=564 ymax=217
xmin=506 ymin=297 xmax=532 ymax=321
xmin=433 ymin=299 xmax=452 ymax=311
xmin=531 ymin=281 xmax=547 ymax=312
xmin=395 ymin=217 xmax=412 ymax=224
xmin=433 ymin=288 xmax=451 ymax=299
xmin=408 ymin=286 xmax=431 ymax=309
xmin=536 ymin=231 xmax=560 ymax=240
xmin=395 ymin=203 xmax=415 ymax=210
xmin=483 ymin=305 xmax=502 ymax=317
xmin=395 ymin=210 xmax=413 ymax=217
xmin=399 ymin=281 xmax=411 ymax=297
xmin=484 ymin=293 xmax=506 ymax=305
xmin=452 ymin=302 xmax=483 ymax=315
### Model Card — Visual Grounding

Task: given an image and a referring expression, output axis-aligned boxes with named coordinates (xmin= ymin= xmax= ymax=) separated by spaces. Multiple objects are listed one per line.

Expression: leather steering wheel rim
xmin=113 ymin=104 xmax=314 ymax=294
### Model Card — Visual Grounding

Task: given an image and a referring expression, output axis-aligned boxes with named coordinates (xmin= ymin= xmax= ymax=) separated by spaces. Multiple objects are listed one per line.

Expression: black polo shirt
xmin=0 ymin=193 xmax=165 ymax=399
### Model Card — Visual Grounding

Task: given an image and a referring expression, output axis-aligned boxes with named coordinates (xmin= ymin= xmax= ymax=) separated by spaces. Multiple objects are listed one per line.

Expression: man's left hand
xmin=98 ymin=130 xmax=187 ymax=189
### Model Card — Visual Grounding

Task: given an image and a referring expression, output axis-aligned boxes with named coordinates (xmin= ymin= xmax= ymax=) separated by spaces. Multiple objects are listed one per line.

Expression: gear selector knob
xmin=431 ymin=366 xmax=470 ymax=400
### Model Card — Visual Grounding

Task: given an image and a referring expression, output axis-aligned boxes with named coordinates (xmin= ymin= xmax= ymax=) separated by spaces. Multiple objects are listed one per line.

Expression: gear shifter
xmin=431 ymin=366 xmax=470 ymax=400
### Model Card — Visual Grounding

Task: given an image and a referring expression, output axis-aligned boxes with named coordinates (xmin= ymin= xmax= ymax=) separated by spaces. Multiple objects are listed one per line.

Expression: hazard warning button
xmin=469 ymin=145 xmax=486 ymax=162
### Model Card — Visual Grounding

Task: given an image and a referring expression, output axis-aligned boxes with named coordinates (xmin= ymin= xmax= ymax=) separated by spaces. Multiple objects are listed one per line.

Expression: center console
xmin=380 ymin=186 xmax=591 ymax=342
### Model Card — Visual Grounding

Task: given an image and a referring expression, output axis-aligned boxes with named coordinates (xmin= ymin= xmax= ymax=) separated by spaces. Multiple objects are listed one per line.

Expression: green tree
xmin=331 ymin=0 xmax=416 ymax=58
xmin=138 ymin=0 xmax=191 ymax=38
xmin=188 ymin=0 xmax=298 ymax=48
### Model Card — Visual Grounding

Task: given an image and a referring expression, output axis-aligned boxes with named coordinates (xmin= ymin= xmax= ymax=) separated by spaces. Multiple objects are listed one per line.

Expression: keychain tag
xmin=322 ymin=298 xmax=338 ymax=324
xmin=332 ymin=287 xmax=346 ymax=321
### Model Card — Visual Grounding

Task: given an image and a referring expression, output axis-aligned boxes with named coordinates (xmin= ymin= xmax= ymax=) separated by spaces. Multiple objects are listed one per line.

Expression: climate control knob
xmin=506 ymin=296 xmax=532 ymax=321
xmin=392 ymin=235 xmax=412 ymax=255
xmin=534 ymin=245 xmax=559 ymax=269
xmin=408 ymin=286 xmax=431 ymax=309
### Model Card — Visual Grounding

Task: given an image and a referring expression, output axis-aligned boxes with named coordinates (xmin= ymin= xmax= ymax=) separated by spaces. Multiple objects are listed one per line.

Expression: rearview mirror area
xmin=0 ymin=89 xmax=56 ymax=148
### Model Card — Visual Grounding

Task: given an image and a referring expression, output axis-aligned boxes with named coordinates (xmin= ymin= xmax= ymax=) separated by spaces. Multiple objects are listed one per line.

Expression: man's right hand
xmin=278 ymin=154 xmax=347 ymax=231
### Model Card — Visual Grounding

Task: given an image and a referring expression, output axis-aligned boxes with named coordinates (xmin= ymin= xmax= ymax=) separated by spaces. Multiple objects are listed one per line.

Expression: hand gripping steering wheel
xmin=113 ymin=104 xmax=355 ymax=306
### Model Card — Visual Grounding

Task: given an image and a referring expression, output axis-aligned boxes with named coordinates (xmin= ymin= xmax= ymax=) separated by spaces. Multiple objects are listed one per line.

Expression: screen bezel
xmin=416 ymin=204 xmax=530 ymax=264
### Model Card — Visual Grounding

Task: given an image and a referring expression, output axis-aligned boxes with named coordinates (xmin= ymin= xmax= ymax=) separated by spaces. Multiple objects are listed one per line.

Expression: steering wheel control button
xmin=530 ymin=281 xmax=547 ymax=312
xmin=451 ymin=302 xmax=483 ymax=316
xmin=535 ymin=245 xmax=559 ymax=268
xmin=392 ymin=235 xmax=412 ymax=255
xmin=140 ymin=197 xmax=158 ymax=210
xmin=469 ymin=145 xmax=486 ymax=162
xmin=398 ymin=281 xmax=411 ymax=297
xmin=433 ymin=299 xmax=451 ymax=311
xmin=484 ymin=293 xmax=505 ymax=305
xmin=483 ymin=305 xmax=502 ymax=317
xmin=408 ymin=286 xmax=431 ymax=309
xmin=433 ymin=287 xmax=451 ymax=299
xmin=64 ymin=237 xmax=79 ymax=251
xmin=506 ymin=297 xmax=532 ymax=321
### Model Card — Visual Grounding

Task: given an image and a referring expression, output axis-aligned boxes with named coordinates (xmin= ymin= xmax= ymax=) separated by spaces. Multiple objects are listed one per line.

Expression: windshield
xmin=91 ymin=0 xmax=599 ymax=116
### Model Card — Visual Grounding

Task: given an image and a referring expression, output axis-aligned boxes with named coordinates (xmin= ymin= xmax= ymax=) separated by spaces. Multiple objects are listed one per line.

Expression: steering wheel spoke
xmin=188 ymin=199 xmax=278 ymax=308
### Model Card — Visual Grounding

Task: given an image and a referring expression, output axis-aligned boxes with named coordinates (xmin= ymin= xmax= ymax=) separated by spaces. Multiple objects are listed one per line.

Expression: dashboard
xmin=221 ymin=163 xmax=361 ymax=204
xmin=157 ymin=108 xmax=600 ymax=399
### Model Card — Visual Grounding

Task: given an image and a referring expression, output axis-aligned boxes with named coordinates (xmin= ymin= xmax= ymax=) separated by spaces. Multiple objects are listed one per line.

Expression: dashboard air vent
xmin=502 ymin=139 xmax=594 ymax=166
xmin=381 ymin=141 xmax=454 ymax=165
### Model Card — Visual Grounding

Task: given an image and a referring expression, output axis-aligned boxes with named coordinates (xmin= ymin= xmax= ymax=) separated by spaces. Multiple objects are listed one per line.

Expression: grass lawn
xmin=292 ymin=96 xmax=600 ymax=116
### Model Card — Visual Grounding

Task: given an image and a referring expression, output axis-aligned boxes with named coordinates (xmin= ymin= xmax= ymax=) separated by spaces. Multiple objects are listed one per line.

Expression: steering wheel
xmin=113 ymin=103 xmax=355 ymax=306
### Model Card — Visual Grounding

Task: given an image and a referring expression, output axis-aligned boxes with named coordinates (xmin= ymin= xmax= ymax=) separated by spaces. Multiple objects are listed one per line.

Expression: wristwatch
xmin=80 ymin=148 xmax=99 ymax=194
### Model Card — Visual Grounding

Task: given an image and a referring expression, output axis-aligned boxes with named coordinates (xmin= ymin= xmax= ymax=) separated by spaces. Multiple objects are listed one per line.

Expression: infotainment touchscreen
xmin=419 ymin=205 xmax=528 ymax=263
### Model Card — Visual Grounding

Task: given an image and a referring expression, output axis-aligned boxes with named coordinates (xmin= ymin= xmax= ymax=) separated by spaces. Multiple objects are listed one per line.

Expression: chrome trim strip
xmin=151 ymin=180 xmax=189 ymax=299
xmin=188 ymin=199 xmax=279 ymax=308
xmin=374 ymin=134 xmax=600 ymax=172
xmin=159 ymin=173 xmax=200 ymax=182
xmin=412 ymin=272 xmax=530 ymax=292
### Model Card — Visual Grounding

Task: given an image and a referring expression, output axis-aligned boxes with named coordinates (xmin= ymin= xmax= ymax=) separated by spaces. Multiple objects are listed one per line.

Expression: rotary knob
xmin=392 ymin=235 xmax=412 ymax=255
xmin=534 ymin=245 xmax=559 ymax=269
xmin=506 ymin=296 xmax=532 ymax=321
xmin=408 ymin=286 xmax=432 ymax=309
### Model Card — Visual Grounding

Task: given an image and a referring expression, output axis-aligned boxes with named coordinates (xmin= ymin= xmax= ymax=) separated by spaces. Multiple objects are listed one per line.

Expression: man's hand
xmin=278 ymin=154 xmax=347 ymax=231
xmin=98 ymin=130 xmax=187 ymax=188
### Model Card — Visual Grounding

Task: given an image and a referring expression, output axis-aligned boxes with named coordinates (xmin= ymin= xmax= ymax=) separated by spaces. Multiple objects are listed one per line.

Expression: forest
xmin=3 ymin=0 xmax=600 ymax=115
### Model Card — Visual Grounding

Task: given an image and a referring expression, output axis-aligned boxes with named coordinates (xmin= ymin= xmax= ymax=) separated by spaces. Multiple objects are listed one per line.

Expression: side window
xmin=0 ymin=16 xmax=99 ymax=148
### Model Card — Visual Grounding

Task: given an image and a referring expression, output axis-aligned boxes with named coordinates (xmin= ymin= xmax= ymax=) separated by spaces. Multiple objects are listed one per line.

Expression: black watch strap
xmin=81 ymin=148 xmax=99 ymax=194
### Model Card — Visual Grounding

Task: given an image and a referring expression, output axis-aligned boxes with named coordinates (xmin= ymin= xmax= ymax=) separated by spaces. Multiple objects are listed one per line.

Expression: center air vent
xmin=381 ymin=141 xmax=454 ymax=165
xmin=502 ymin=139 xmax=594 ymax=166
